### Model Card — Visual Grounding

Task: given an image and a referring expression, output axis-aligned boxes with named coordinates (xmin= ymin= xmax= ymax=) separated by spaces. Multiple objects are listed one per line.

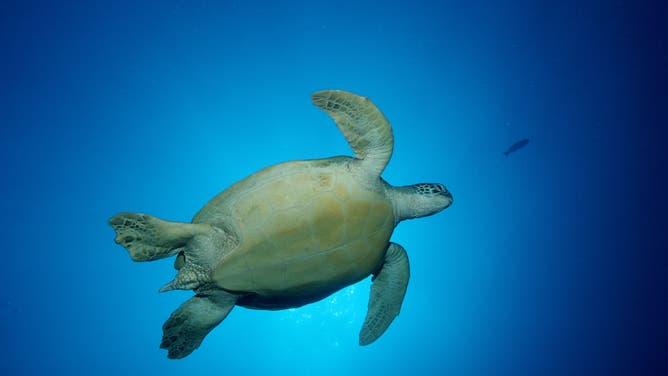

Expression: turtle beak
xmin=442 ymin=188 xmax=452 ymax=201
xmin=435 ymin=184 xmax=452 ymax=200
xmin=438 ymin=185 xmax=453 ymax=207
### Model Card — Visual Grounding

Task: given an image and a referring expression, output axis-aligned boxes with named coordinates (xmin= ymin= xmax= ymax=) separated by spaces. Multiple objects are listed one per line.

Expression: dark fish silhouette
xmin=503 ymin=139 xmax=529 ymax=157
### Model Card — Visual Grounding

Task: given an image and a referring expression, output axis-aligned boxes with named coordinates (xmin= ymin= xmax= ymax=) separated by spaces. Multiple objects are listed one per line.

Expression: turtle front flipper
xmin=312 ymin=90 xmax=394 ymax=176
xmin=109 ymin=213 xmax=211 ymax=262
xmin=161 ymin=290 xmax=237 ymax=359
xmin=359 ymin=243 xmax=410 ymax=346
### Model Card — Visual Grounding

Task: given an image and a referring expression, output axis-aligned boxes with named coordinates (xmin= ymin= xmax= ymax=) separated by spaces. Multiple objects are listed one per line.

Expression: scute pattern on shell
xmin=206 ymin=157 xmax=395 ymax=299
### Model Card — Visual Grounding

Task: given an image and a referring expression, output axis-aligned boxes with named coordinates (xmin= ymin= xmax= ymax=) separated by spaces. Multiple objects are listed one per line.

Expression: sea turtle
xmin=109 ymin=90 xmax=453 ymax=359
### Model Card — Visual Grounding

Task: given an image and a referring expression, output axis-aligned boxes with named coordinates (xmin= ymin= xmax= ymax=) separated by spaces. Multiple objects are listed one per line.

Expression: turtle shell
xmin=195 ymin=157 xmax=395 ymax=301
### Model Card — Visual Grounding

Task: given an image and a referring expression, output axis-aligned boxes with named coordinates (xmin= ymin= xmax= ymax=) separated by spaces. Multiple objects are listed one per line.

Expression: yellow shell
xmin=194 ymin=157 xmax=395 ymax=300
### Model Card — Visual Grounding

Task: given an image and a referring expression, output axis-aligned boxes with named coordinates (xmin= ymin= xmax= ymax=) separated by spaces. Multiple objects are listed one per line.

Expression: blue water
xmin=1 ymin=1 xmax=665 ymax=375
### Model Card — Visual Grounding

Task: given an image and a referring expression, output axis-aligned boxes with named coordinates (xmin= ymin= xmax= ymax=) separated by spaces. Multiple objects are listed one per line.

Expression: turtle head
xmin=393 ymin=183 xmax=453 ymax=221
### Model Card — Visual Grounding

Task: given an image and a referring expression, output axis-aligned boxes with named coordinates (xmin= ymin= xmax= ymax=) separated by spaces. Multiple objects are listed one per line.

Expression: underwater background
xmin=1 ymin=1 xmax=665 ymax=375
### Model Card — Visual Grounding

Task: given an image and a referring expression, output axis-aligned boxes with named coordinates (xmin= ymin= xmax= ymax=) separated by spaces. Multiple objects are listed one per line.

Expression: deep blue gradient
xmin=1 ymin=1 xmax=665 ymax=375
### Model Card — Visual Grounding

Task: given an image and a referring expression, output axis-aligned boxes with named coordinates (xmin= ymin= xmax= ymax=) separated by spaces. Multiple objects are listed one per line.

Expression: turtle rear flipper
xmin=161 ymin=290 xmax=237 ymax=359
xmin=109 ymin=213 xmax=211 ymax=261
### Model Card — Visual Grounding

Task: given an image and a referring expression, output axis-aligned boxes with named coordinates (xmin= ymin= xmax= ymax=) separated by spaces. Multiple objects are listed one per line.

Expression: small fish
xmin=503 ymin=138 xmax=529 ymax=157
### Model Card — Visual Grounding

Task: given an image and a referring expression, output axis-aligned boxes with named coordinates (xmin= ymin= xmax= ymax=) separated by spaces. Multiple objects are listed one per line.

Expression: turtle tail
xmin=159 ymin=225 xmax=236 ymax=293
xmin=159 ymin=236 xmax=216 ymax=293
xmin=159 ymin=261 xmax=209 ymax=292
